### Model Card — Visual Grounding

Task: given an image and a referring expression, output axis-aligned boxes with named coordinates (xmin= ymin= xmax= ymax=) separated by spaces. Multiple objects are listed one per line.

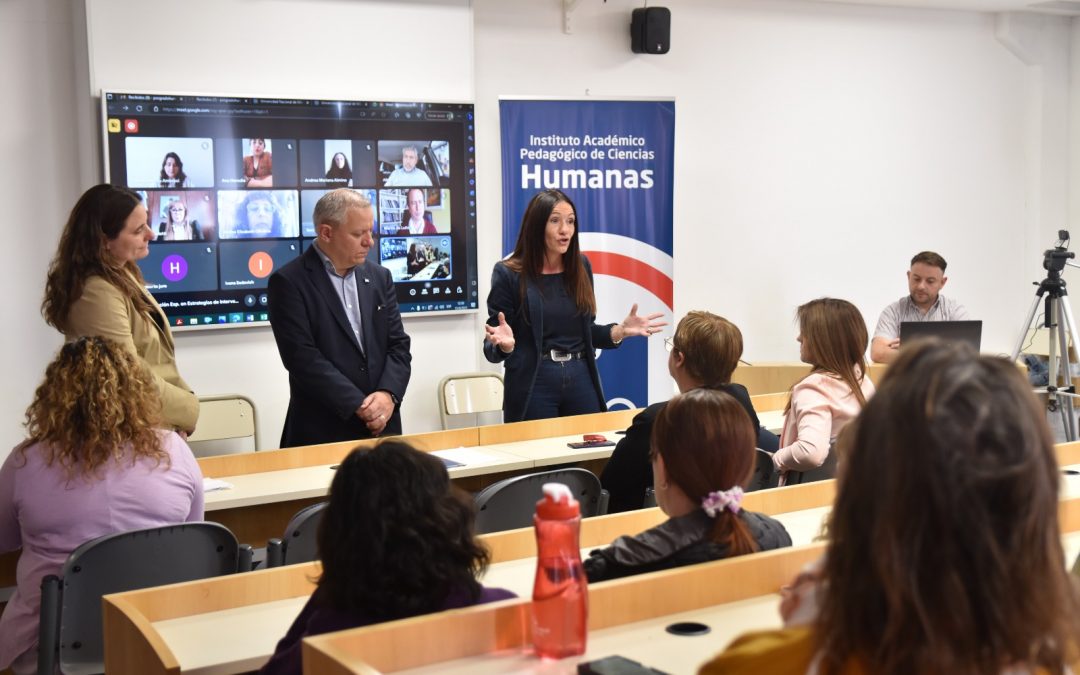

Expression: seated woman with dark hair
xmin=0 ymin=337 xmax=203 ymax=673
xmin=701 ymin=341 xmax=1080 ymax=674
xmin=260 ymin=441 xmax=515 ymax=674
xmin=601 ymin=311 xmax=769 ymax=513
xmin=584 ymin=388 xmax=791 ymax=583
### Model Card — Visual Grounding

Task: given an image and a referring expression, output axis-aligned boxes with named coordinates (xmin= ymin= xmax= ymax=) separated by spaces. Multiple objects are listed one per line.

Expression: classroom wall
xmin=1072 ymin=18 xmax=1080 ymax=260
xmin=475 ymin=0 xmax=1073 ymax=364
xmin=0 ymin=0 xmax=87 ymax=454
xmin=0 ymin=0 xmax=1075 ymax=459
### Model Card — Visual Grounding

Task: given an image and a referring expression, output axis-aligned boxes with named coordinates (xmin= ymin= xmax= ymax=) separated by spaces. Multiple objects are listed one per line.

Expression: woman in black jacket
xmin=585 ymin=387 xmax=791 ymax=583
xmin=482 ymin=189 xmax=664 ymax=422
xmin=601 ymin=311 xmax=773 ymax=512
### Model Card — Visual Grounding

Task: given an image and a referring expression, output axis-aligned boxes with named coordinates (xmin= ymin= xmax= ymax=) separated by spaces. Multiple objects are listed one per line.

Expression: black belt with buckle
xmin=542 ymin=350 xmax=584 ymax=362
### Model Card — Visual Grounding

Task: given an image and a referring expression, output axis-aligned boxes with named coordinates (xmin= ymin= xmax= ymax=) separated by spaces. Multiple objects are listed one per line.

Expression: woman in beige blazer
xmin=42 ymin=184 xmax=199 ymax=433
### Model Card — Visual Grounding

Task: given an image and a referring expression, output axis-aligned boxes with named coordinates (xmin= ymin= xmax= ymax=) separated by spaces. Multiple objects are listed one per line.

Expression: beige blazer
xmin=64 ymin=275 xmax=199 ymax=432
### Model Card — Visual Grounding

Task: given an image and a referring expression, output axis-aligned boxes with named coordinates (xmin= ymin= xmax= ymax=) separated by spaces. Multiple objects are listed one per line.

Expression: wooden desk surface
xmin=200 ymin=410 xmax=639 ymax=545
xmin=392 ymin=528 xmax=1080 ymax=675
xmin=305 ymin=493 xmax=1080 ymax=675
xmin=398 ymin=595 xmax=783 ymax=675
xmin=135 ymin=525 xmax=1080 ymax=675
xmin=203 ymin=446 xmax=535 ymax=512
xmin=758 ymin=409 xmax=784 ymax=434
xmin=478 ymin=428 xmax=628 ymax=467
xmin=733 ymin=361 xmax=888 ymax=396
xmin=102 ymin=480 xmax=834 ymax=675
xmin=104 ymin=474 xmax=1080 ymax=675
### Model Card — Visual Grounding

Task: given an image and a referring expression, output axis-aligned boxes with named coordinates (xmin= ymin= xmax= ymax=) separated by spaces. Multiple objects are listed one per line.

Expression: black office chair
xmin=474 ymin=468 xmax=608 ymax=534
xmin=643 ymin=487 xmax=657 ymax=508
xmin=265 ymin=502 xmax=327 ymax=568
xmin=746 ymin=448 xmax=780 ymax=492
xmin=756 ymin=426 xmax=780 ymax=453
xmin=37 ymin=522 xmax=245 ymax=675
xmin=783 ymin=443 xmax=838 ymax=486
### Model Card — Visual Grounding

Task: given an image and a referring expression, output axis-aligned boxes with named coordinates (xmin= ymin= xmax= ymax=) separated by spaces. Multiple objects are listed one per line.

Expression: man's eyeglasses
xmin=664 ymin=336 xmax=676 ymax=353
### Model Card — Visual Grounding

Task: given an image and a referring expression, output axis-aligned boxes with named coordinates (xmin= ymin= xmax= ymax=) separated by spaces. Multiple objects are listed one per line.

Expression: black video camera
xmin=1044 ymin=230 xmax=1074 ymax=276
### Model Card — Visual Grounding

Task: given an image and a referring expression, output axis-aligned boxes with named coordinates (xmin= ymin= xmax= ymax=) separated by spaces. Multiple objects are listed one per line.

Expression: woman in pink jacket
xmin=772 ymin=298 xmax=874 ymax=481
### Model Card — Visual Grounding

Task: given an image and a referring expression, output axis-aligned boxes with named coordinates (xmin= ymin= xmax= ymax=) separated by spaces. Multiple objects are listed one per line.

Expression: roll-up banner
xmin=499 ymin=99 xmax=675 ymax=410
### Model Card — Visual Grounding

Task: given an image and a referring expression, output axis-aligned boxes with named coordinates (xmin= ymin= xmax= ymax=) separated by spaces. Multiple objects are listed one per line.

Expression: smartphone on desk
xmin=578 ymin=655 xmax=670 ymax=675
xmin=568 ymin=434 xmax=615 ymax=449
xmin=567 ymin=441 xmax=615 ymax=449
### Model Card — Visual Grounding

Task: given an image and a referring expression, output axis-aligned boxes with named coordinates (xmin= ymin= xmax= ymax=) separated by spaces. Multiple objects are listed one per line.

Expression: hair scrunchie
xmin=702 ymin=486 xmax=744 ymax=517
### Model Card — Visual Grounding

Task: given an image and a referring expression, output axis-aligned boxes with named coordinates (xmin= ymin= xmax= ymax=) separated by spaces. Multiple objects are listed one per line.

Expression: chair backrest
xmin=746 ymin=448 xmax=780 ymax=492
xmin=438 ymin=372 xmax=504 ymax=429
xmin=643 ymin=487 xmax=657 ymax=508
xmin=784 ymin=442 xmax=838 ymax=486
xmin=266 ymin=502 xmax=328 ymax=568
xmin=186 ymin=394 xmax=259 ymax=457
xmin=40 ymin=522 xmax=240 ymax=675
xmin=474 ymin=468 xmax=607 ymax=534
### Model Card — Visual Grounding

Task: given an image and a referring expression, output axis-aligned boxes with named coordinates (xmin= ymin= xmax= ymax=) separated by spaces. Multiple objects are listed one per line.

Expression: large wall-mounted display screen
xmin=101 ymin=91 xmax=479 ymax=329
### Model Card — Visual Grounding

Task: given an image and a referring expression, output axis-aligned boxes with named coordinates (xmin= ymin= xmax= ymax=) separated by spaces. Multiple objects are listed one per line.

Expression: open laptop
xmin=899 ymin=320 xmax=982 ymax=351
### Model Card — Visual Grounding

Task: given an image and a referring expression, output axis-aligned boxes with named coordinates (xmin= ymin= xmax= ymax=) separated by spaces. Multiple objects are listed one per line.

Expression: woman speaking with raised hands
xmin=484 ymin=188 xmax=665 ymax=422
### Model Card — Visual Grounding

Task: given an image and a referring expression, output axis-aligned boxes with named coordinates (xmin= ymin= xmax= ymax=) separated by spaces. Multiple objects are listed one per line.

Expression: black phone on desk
xmin=578 ymin=655 xmax=670 ymax=675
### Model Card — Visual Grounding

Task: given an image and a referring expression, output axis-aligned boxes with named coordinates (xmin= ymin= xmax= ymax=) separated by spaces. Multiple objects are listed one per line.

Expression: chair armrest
xmin=266 ymin=538 xmax=284 ymax=569
xmin=38 ymin=574 xmax=62 ymax=675
xmin=237 ymin=544 xmax=254 ymax=572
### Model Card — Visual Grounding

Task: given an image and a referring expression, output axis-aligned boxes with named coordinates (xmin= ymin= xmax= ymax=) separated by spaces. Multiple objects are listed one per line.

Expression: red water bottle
xmin=532 ymin=482 xmax=588 ymax=659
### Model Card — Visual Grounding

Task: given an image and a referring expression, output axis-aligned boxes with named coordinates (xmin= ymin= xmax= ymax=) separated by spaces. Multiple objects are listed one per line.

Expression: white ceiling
xmin=808 ymin=0 xmax=1080 ymax=15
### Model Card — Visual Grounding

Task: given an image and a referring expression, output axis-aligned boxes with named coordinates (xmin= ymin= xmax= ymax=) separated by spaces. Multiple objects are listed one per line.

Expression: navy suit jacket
xmin=483 ymin=257 xmax=618 ymax=422
xmin=268 ymin=245 xmax=411 ymax=447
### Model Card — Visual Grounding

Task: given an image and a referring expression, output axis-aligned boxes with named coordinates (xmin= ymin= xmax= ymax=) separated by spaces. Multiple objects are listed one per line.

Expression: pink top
xmin=0 ymin=432 xmax=203 ymax=668
xmin=773 ymin=371 xmax=875 ymax=473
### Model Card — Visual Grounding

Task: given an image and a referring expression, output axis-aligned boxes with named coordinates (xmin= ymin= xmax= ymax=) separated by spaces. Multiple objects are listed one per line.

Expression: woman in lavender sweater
xmin=0 ymin=337 xmax=203 ymax=673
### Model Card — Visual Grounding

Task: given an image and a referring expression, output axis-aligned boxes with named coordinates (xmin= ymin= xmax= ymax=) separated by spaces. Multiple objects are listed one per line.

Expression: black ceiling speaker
xmin=631 ymin=7 xmax=671 ymax=55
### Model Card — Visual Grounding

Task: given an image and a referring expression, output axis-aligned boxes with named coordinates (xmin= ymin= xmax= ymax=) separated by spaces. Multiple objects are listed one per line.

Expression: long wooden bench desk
xmin=198 ymin=409 xmax=639 ymax=546
xmin=303 ymin=502 xmax=1080 ymax=675
xmin=2 ymin=400 xmax=799 ymax=600
xmin=101 ymin=454 xmax=1080 ymax=675
xmin=199 ymin=395 xmax=799 ymax=548
xmin=101 ymin=479 xmax=836 ymax=675
xmin=304 ymin=489 xmax=1080 ymax=675
xmin=733 ymin=362 xmax=888 ymax=395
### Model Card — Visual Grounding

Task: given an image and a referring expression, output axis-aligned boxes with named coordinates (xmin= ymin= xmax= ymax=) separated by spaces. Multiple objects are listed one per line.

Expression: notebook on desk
xmin=900 ymin=320 xmax=982 ymax=351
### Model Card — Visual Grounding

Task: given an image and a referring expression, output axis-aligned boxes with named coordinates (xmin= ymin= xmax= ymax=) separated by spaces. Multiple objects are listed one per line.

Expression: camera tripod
xmin=1011 ymin=244 xmax=1080 ymax=442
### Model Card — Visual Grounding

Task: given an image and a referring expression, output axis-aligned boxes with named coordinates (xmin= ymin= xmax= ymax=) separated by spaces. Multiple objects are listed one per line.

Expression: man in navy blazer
xmin=268 ymin=190 xmax=411 ymax=447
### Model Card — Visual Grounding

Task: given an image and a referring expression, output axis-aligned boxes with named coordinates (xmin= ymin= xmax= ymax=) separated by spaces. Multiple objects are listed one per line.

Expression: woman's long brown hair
xmin=816 ymin=341 xmax=1080 ymax=675
xmin=42 ymin=184 xmax=157 ymax=332
xmin=786 ymin=297 xmax=869 ymax=413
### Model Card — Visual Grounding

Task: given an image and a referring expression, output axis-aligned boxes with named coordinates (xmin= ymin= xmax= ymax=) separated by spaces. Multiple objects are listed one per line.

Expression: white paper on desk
xmin=431 ymin=447 xmax=499 ymax=466
xmin=203 ymin=477 xmax=234 ymax=492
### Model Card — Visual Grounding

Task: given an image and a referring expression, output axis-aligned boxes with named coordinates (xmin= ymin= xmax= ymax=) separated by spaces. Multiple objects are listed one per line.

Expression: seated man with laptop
xmin=871 ymin=251 xmax=973 ymax=363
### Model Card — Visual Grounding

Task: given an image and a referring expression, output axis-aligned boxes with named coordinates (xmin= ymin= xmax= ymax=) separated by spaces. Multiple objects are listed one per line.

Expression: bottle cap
xmin=536 ymin=482 xmax=580 ymax=519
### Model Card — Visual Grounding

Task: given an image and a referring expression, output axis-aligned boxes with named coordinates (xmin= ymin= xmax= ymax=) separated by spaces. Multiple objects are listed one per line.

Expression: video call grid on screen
xmin=101 ymin=91 xmax=480 ymax=329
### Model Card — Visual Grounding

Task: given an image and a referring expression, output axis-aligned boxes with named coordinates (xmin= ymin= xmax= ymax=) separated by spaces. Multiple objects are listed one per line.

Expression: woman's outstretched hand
xmin=612 ymin=304 xmax=667 ymax=342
